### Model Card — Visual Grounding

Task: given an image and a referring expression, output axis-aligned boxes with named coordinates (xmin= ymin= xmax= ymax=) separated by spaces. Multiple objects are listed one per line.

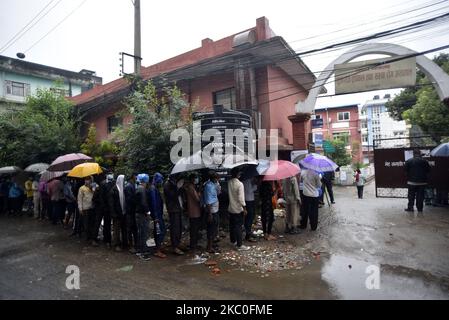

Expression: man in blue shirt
xmin=203 ymin=171 xmax=221 ymax=253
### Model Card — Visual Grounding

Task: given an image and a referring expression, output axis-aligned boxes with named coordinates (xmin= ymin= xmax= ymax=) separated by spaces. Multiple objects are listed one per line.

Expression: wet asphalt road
xmin=1 ymin=181 xmax=448 ymax=300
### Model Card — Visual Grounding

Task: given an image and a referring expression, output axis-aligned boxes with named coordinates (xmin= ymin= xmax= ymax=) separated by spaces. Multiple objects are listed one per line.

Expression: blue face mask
xmin=194 ymin=178 xmax=199 ymax=185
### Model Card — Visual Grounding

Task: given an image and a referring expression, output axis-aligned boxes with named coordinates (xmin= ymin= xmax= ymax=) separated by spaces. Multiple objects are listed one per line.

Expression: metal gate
xmin=373 ymin=136 xmax=449 ymax=198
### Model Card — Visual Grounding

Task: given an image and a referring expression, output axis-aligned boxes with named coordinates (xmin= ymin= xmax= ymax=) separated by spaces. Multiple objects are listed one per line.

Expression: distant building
xmin=0 ymin=55 xmax=102 ymax=112
xmin=361 ymin=94 xmax=409 ymax=162
xmin=312 ymin=104 xmax=362 ymax=163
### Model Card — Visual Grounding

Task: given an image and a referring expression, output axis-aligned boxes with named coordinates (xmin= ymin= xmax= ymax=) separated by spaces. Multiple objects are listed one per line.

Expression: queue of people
xmin=0 ymin=165 xmax=328 ymax=262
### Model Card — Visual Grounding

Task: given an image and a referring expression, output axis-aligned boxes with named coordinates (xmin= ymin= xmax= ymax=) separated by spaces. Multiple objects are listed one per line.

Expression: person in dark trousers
xmin=319 ymin=171 xmax=335 ymax=204
xmin=243 ymin=177 xmax=257 ymax=242
xmin=109 ymin=175 xmax=128 ymax=252
xmin=259 ymin=180 xmax=276 ymax=240
xmin=149 ymin=173 xmax=167 ymax=259
xmin=8 ymin=180 xmax=23 ymax=216
xmin=125 ymin=173 xmax=138 ymax=254
xmin=300 ymin=169 xmax=322 ymax=231
xmin=135 ymin=174 xmax=152 ymax=261
xmin=63 ymin=178 xmax=77 ymax=229
xmin=183 ymin=173 xmax=202 ymax=255
xmin=71 ymin=180 xmax=83 ymax=236
xmin=0 ymin=178 xmax=10 ymax=214
xmin=77 ymin=177 xmax=95 ymax=243
xmin=354 ymin=169 xmax=365 ymax=199
xmin=93 ymin=175 xmax=114 ymax=247
xmin=405 ymin=149 xmax=431 ymax=213
xmin=203 ymin=171 xmax=221 ymax=253
xmin=48 ymin=178 xmax=65 ymax=224
xmin=164 ymin=174 xmax=184 ymax=255
xmin=228 ymin=168 xmax=250 ymax=251
xmin=38 ymin=180 xmax=50 ymax=220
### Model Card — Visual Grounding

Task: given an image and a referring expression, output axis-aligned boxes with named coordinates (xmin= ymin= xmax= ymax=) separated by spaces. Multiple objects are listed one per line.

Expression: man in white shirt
xmin=299 ymin=169 xmax=322 ymax=231
xmin=228 ymin=168 xmax=250 ymax=251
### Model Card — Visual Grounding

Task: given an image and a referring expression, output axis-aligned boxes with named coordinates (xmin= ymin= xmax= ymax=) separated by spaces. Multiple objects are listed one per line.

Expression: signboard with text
xmin=335 ymin=56 xmax=416 ymax=95
xmin=311 ymin=118 xmax=323 ymax=129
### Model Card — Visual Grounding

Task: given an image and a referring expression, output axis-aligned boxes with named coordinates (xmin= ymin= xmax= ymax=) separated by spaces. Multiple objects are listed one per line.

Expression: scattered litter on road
xmin=116 ymin=265 xmax=133 ymax=272
xmin=204 ymin=260 xmax=218 ymax=267
xmin=220 ymin=240 xmax=312 ymax=272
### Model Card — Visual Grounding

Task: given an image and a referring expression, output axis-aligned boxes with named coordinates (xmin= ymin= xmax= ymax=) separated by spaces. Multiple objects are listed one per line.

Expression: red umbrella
xmin=48 ymin=153 xmax=93 ymax=172
xmin=261 ymin=160 xmax=300 ymax=181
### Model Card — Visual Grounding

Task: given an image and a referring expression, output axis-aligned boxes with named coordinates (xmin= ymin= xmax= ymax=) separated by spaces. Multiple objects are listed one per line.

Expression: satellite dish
xmin=16 ymin=52 xmax=25 ymax=59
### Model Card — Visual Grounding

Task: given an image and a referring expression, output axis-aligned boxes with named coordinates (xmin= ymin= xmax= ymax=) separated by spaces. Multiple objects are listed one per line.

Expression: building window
xmin=5 ymin=80 xmax=30 ymax=97
xmin=213 ymin=88 xmax=236 ymax=109
xmin=337 ymin=112 xmax=350 ymax=121
xmin=315 ymin=114 xmax=322 ymax=119
xmin=362 ymin=135 xmax=368 ymax=143
xmin=333 ymin=131 xmax=350 ymax=145
xmin=107 ymin=115 xmax=123 ymax=134
xmin=50 ymin=87 xmax=70 ymax=97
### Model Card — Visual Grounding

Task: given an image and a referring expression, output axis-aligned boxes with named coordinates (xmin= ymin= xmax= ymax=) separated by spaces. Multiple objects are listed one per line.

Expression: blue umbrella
xmin=299 ymin=153 xmax=338 ymax=172
xmin=430 ymin=142 xmax=449 ymax=157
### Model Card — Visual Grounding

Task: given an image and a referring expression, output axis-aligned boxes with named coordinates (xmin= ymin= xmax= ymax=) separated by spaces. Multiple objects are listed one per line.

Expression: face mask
xmin=194 ymin=178 xmax=199 ymax=185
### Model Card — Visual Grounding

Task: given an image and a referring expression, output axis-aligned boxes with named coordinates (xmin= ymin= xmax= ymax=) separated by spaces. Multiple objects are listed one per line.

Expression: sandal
xmin=154 ymin=251 xmax=167 ymax=259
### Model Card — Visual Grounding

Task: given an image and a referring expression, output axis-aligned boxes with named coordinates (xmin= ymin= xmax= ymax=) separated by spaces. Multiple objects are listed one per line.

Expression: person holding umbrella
xmin=259 ymin=179 xmax=276 ymax=241
xmin=203 ymin=171 xmax=221 ymax=253
xmin=8 ymin=179 xmax=23 ymax=216
xmin=299 ymin=168 xmax=322 ymax=231
xmin=77 ymin=177 xmax=95 ymax=242
xmin=228 ymin=168 xmax=250 ymax=251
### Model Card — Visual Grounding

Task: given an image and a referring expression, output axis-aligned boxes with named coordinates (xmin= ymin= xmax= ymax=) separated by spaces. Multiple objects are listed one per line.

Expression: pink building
xmin=312 ymin=104 xmax=363 ymax=163
xmin=72 ymin=17 xmax=319 ymax=155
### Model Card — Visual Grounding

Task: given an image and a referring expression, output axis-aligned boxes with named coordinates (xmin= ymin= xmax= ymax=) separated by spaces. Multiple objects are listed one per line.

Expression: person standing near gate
xmin=354 ymin=169 xmax=365 ymax=199
xmin=404 ymin=149 xmax=431 ymax=213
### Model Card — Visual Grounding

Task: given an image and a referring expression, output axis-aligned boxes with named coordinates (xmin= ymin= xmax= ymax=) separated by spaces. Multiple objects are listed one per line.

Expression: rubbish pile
xmin=219 ymin=242 xmax=311 ymax=273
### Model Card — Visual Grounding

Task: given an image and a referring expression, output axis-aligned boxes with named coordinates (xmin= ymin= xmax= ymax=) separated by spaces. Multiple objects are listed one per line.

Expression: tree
xmin=386 ymin=53 xmax=449 ymax=143
xmin=118 ymin=79 xmax=190 ymax=175
xmin=80 ymin=124 xmax=119 ymax=168
xmin=324 ymin=139 xmax=351 ymax=167
xmin=0 ymin=88 xmax=81 ymax=167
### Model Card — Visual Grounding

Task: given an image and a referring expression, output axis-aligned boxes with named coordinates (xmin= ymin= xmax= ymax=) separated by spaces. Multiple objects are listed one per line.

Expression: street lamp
xmin=16 ymin=52 xmax=25 ymax=59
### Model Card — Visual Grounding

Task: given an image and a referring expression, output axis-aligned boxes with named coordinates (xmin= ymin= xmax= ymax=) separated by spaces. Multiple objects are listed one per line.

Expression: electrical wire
xmin=24 ymin=0 xmax=89 ymax=54
xmin=0 ymin=0 xmax=64 ymax=54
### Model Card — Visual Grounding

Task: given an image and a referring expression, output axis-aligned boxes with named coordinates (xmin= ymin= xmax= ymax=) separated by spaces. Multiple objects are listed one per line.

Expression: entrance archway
xmin=295 ymin=43 xmax=449 ymax=114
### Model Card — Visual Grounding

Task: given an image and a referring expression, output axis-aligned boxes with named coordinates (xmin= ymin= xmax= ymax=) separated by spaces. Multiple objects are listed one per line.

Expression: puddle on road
xmin=321 ymin=254 xmax=449 ymax=299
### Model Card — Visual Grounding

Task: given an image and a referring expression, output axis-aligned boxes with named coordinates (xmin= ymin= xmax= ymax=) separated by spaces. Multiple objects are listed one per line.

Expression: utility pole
xmin=134 ymin=0 xmax=141 ymax=76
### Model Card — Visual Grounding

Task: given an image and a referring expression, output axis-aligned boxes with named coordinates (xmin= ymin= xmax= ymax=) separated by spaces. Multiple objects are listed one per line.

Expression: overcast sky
xmin=1 ymin=0 xmax=448 ymax=107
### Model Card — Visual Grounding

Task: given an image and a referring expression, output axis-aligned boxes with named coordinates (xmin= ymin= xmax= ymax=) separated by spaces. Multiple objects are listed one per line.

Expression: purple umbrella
xmin=48 ymin=153 xmax=93 ymax=172
xmin=299 ymin=153 xmax=338 ymax=172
